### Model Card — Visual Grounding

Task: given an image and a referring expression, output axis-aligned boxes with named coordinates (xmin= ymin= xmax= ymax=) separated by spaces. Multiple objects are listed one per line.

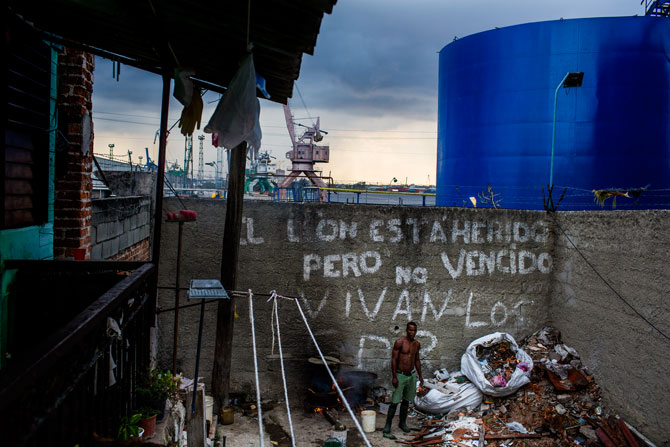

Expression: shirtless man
xmin=383 ymin=321 xmax=423 ymax=439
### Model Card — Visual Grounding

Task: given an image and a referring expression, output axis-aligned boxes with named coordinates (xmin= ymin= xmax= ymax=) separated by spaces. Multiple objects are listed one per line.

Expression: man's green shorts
xmin=392 ymin=371 xmax=417 ymax=404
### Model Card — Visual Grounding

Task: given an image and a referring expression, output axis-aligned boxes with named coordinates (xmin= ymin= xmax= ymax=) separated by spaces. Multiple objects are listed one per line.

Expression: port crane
xmin=279 ymin=104 xmax=330 ymax=200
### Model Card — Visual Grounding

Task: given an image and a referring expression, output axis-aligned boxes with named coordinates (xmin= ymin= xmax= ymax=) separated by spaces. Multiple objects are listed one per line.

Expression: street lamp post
xmin=205 ymin=161 xmax=218 ymax=189
xmin=387 ymin=177 xmax=398 ymax=204
xmin=550 ymin=72 xmax=584 ymax=189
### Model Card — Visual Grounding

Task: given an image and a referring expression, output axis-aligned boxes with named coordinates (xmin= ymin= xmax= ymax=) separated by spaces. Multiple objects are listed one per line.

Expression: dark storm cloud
xmin=91 ymin=1 xmax=641 ymax=128
xmin=296 ymin=1 xmax=445 ymax=119
xmin=93 ymin=58 xmax=165 ymax=114
xmin=92 ymin=58 xmax=189 ymax=144
xmin=294 ymin=0 xmax=640 ymax=120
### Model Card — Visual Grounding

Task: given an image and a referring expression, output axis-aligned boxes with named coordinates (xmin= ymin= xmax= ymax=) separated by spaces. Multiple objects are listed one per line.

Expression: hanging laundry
xmin=204 ymin=54 xmax=262 ymax=154
xmin=106 ymin=317 xmax=122 ymax=386
xmin=173 ymin=68 xmax=197 ymax=106
xmin=256 ymin=73 xmax=271 ymax=99
xmin=107 ymin=317 xmax=122 ymax=340
xmin=109 ymin=350 xmax=117 ymax=386
xmin=178 ymin=86 xmax=203 ymax=136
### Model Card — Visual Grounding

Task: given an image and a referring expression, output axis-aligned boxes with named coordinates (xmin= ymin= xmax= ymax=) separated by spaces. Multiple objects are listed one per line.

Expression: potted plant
xmin=136 ymin=368 xmax=180 ymax=422
xmin=117 ymin=413 xmax=143 ymax=440
xmin=137 ymin=407 xmax=160 ymax=439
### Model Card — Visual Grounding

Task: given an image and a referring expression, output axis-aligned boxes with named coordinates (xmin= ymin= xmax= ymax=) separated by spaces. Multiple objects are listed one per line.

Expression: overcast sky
xmin=91 ymin=0 xmax=642 ymax=185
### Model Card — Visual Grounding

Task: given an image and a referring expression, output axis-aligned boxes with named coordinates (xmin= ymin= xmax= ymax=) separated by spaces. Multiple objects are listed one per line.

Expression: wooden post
xmin=148 ymin=74 xmax=171 ymax=360
xmin=152 ymin=74 xmax=170 ymax=269
xmin=212 ymin=141 xmax=247 ymax=407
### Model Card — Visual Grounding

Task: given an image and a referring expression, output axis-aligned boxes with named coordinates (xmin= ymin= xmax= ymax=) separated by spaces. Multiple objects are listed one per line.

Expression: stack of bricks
xmin=54 ymin=48 xmax=94 ymax=260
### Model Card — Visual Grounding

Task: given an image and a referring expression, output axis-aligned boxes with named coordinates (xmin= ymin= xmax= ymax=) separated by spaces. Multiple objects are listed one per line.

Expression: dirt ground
xmin=217 ymin=405 xmax=422 ymax=447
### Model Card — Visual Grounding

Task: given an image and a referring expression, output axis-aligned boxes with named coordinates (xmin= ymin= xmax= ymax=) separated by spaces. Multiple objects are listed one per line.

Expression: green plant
xmin=117 ymin=413 xmax=141 ymax=440
xmin=136 ymin=368 xmax=180 ymax=404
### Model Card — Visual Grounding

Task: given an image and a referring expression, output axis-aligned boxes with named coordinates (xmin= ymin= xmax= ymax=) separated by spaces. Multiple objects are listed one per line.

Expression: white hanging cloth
xmin=204 ymin=54 xmax=262 ymax=154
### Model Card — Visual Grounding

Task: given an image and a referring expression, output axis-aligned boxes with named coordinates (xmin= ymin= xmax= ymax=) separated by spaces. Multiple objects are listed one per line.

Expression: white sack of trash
xmin=414 ymin=370 xmax=483 ymax=414
xmin=460 ymin=332 xmax=533 ymax=397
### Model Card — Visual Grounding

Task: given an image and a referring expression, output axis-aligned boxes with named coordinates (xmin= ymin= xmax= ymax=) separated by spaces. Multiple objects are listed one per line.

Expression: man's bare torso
xmin=394 ymin=337 xmax=420 ymax=373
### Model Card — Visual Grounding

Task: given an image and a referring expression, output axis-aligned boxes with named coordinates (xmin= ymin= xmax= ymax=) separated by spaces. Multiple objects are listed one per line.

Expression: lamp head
xmin=563 ymin=72 xmax=584 ymax=88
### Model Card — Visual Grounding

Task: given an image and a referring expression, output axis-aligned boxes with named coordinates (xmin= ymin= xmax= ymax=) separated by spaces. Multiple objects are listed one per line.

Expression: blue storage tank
xmin=436 ymin=17 xmax=670 ymax=210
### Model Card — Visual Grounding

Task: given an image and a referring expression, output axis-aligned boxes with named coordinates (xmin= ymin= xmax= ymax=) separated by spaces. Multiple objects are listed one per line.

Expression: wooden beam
xmin=212 ymin=141 xmax=247 ymax=407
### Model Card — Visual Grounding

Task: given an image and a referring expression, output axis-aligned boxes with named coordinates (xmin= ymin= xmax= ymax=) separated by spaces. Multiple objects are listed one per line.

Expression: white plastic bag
xmin=204 ymin=54 xmax=262 ymax=152
xmin=460 ymin=332 xmax=533 ymax=397
xmin=414 ymin=373 xmax=483 ymax=414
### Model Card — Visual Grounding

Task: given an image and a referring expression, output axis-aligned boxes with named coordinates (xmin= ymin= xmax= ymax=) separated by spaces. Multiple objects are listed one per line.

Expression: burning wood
xmin=315 ymin=408 xmax=345 ymax=431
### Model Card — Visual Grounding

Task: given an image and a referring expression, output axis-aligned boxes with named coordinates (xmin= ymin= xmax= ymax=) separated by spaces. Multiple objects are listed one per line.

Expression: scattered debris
xmin=399 ymin=327 xmax=655 ymax=447
xmin=214 ymin=327 xmax=656 ymax=447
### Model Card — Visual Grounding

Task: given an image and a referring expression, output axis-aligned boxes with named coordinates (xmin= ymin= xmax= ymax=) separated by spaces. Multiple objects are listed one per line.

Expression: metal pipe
xmin=172 ymin=221 xmax=184 ymax=373
xmin=550 ymin=72 xmax=570 ymax=189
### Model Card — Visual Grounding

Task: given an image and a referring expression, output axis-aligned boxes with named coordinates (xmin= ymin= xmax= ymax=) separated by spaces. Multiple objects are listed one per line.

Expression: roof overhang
xmin=8 ymin=0 xmax=337 ymax=104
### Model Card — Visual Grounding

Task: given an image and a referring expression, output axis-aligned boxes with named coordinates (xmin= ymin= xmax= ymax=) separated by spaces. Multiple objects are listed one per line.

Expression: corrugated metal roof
xmin=8 ymin=0 xmax=337 ymax=104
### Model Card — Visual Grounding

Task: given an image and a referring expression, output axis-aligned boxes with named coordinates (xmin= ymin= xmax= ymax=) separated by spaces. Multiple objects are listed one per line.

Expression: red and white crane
xmin=279 ymin=104 xmax=330 ymax=200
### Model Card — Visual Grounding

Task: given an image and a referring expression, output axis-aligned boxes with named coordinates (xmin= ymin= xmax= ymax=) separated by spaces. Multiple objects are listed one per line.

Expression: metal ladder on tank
xmin=643 ymin=0 xmax=670 ymax=17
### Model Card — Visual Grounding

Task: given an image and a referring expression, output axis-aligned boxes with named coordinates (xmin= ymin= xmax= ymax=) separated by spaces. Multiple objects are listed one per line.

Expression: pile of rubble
xmin=402 ymin=327 xmax=653 ymax=447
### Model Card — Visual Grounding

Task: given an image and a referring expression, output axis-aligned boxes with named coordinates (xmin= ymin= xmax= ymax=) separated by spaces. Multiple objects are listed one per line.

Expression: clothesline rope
xmin=249 ymin=289 xmax=373 ymax=447
xmin=248 ymin=290 xmax=265 ymax=446
xmin=288 ymin=294 xmax=374 ymax=447
xmin=272 ymin=293 xmax=297 ymax=447
xmin=267 ymin=292 xmax=297 ymax=356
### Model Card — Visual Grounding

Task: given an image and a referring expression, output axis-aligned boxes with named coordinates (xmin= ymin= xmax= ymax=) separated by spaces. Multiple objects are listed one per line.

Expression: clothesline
xmin=270 ymin=292 xmax=297 ymax=447
xmin=248 ymin=289 xmax=373 ymax=447
xmin=155 ymin=289 xmax=299 ymax=315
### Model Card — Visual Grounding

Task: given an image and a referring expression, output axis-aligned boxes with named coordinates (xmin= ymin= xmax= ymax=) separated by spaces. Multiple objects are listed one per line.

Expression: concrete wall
xmin=549 ymin=211 xmax=670 ymax=444
xmin=104 ymin=171 xmax=156 ymax=197
xmin=157 ymin=199 xmax=669 ymax=443
xmin=91 ymin=196 xmax=151 ymax=260
xmin=157 ymin=199 xmax=554 ymax=389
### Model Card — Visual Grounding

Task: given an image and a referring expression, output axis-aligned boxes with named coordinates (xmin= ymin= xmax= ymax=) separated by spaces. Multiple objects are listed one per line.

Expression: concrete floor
xmin=217 ymin=405 xmax=422 ymax=447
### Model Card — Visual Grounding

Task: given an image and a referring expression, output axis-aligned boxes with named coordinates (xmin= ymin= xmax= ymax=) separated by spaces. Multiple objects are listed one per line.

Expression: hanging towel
xmin=204 ymin=54 xmax=262 ymax=153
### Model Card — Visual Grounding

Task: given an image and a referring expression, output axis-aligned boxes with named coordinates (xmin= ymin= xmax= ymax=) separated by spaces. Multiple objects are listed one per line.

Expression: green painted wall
xmin=0 ymin=45 xmax=57 ymax=369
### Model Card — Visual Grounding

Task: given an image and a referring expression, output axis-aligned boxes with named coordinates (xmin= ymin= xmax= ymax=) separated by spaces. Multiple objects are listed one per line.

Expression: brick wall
xmin=54 ymin=48 xmax=94 ymax=260
xmin=112 ymin=239 xmax=151 ymax=261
